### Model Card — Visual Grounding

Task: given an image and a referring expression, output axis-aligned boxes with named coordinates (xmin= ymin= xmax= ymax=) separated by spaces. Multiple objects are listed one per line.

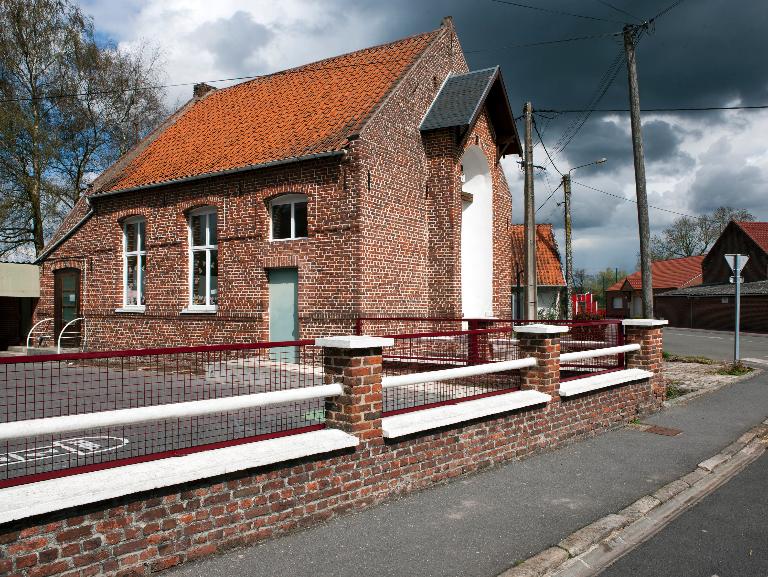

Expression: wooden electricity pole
xmin=563 ymin=174 xmax=573 ymax=319
xmin=523 ymin=102 xmax=537 ymax=319
xmin=624 ymin=25 xmax=653 ymax=317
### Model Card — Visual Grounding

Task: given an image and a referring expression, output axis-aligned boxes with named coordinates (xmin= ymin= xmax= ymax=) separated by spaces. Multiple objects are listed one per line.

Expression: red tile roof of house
xmin=510 ymin=224 xmax=565 ymax=286
xmin=93 ymin=28 xmax=441 ymax=194
xmin=607 ymin=255 xmax=705 ymax=292
xmin=735 ymin=221 xmax=768 ymax=253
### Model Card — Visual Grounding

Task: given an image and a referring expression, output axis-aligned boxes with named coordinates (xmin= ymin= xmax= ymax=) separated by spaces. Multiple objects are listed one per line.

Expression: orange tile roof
xmin=95 ymin=29 xmax=440 ymax=194
xmin=735 ymin=221 xmax=768 ymax=253
xmin=606 ymin=255 xmax=705 ymax=292
xmin=510 ymin=224 xmax=565 ymax=286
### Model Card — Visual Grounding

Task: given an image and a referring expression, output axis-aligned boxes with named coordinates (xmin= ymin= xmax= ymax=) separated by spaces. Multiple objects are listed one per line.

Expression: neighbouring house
xmin=32 ymin=18 xmax=522 ymax=350
xmin=605 ymin=255 xmax=704 ymax=318
xmin=509 ymin=224 xmax=565 ymax=318
xmin=0 ymin=262 xmax=39 ymax=349
xmin=656 ymin=221 xmax=768 ymax=332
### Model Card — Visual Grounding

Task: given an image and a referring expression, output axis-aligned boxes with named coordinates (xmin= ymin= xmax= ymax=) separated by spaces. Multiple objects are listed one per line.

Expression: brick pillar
xmin=317 ymin=336 xmax=393 ymax=444
xmin=622 ymin=319 xmax=667 ymax=402
xmin=513 ymin=324 xmax=569 ymax=402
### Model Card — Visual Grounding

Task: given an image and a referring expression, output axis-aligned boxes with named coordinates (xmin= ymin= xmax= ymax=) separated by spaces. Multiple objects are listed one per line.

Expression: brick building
xmin=509 ymin=224 xmax=565 ymax=317
xmin=605 ymin=255 xmax=704 ymax=318
xmin=656 ymin=221 xmax=768 ymax=331
xmin=33 ymin=18 xmax=521 ymax=350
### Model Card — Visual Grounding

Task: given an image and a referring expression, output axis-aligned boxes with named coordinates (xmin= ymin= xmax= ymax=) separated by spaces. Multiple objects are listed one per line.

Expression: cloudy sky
xmin=81 ymin=0 xmax=768 ymax=273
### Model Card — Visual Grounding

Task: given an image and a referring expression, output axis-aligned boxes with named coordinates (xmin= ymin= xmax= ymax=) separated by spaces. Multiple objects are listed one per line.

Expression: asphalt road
xmin=600 ymin=451 xmax=768 ymax=577
xmin=663 ymin=327 xmax=768 ymax=365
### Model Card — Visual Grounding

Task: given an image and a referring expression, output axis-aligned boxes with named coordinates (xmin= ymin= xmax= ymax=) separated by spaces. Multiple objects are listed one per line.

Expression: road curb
xmin=498 ymin=420 xmax=768 ymax=577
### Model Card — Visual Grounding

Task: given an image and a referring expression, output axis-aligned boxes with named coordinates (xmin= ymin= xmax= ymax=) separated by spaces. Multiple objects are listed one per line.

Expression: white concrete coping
xmin=382 ymin=357 xmax=536 ymax=389
xmin=558 ymin=368 xmax=653 ymax=397
xmin=315 ymin=335 xmax=395 ymax=349
xmin=560 ymin=344 xmax=640 ymax=363
xmin=0 ymin=384 xmax=344 ymax=441
xmin=0 ymin=428 xmax=358 ymax=525
xmin=513 ymin=324 xmax=570 ymax=335
xmin=381 ymin=390 xmax=551 ymax=438
xmin=621 ymin=319 xmax=669 ymax=327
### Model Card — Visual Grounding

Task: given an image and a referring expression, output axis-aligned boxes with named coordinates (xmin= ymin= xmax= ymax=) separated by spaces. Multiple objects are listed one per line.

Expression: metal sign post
xmin=725 ymin=254 xmax=749 ymax=363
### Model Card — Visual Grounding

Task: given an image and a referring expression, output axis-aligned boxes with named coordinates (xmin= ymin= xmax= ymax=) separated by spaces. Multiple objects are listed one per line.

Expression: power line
xmin=490 ymin=0 xmax=625 ymax=24
xmin=552 ymin=42 xmax=629 ymax=155
xmin=649 ymin=0 xmax=687 ymax=23
xmin=537 ymin=104 xmax=768 ymax=113
xmin=536 ymin=180 xmax=563 ymax=213
xmin=532 ymin=116 xmax=563 ymax=176
xmin=572 ymin=179 xmax=696 ymax=218
xmin=464 ymin=31 xmax=621 ymax=54
xmin=0 ymin=30 xmax=628 ymax=105
xmin=593 ymin=0 xmax=643 ymax=22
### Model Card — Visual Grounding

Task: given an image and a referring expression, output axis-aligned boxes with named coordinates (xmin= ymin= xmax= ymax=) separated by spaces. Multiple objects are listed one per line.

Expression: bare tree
xmin=649 ymin=206 xmax=755 ymax=261
xmin=0 ymin=0 xmax=167 ymax=258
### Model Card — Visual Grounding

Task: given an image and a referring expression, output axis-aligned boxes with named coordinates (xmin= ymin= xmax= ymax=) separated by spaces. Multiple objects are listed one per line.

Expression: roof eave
xmin=91 ymin=150 xmax=347 ymax=199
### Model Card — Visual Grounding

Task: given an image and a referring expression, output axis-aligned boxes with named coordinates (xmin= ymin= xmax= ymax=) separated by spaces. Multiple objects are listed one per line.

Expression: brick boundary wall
xmin=0 ymin=324 xmax=664 ymax=577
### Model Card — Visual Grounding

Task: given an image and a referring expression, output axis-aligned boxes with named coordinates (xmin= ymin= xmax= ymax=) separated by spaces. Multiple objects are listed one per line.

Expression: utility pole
xmin=624 ymin=25 xmax=653 ymax=318
xmin=523 ymin=102 xmax=537 ymax=319
xmin=563 ymin=174 xmax=573 ymax=319
xmin=561 ymin=158 xmax=606 ymax=320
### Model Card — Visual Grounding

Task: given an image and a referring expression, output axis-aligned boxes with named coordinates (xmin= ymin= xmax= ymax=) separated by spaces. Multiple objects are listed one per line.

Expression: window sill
xmin=181 ymin=307 xmax=218 ymax=314
xmin=270 ymin=237 xmax=308 ymax=243
xmin=114 ymin=307 xmax=146 ymax=314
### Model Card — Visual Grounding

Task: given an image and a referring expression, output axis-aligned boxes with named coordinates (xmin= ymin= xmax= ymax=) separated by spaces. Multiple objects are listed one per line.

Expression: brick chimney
xmin=193 ymin=83 xmax=217 ymax=98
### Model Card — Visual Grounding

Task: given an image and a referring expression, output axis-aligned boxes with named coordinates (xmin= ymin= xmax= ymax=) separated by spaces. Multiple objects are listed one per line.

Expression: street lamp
xmin=563 ymin=158 xmax=607 ymax=319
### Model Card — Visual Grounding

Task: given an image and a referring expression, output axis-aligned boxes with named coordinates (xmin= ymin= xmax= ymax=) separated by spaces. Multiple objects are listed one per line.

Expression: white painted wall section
xmin=460 ymin=145 xmax=494 ymax=318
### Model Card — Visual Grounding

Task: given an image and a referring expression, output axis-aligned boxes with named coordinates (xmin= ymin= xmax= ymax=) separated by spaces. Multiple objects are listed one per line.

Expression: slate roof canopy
xmin=659 ymin=280 xmax=768 ymax=298
xmin=420 ymin=67 xmax=521 ymax=157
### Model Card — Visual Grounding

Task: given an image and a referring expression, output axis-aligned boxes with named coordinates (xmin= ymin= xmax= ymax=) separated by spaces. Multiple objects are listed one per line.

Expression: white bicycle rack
xmin=57 ymin=317 xmax=85 ymax=354
xmin=26 ymin=318 xmax=54 ymax=353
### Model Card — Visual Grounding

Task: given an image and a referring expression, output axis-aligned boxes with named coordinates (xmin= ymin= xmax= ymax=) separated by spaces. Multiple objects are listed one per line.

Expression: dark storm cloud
xmin=378 ymin=0 xmax=768 ymax=110
xmin=689 ymin=164 xmax=768 ymax=214
xmin=193 ymin=11 xmax=274 ymax=75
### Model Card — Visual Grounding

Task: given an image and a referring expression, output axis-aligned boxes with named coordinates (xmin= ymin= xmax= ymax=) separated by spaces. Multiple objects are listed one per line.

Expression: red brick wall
xmin=0 ymin=379 xmax=658 ymax=577
xmin=35 ymin=156 xmax=357 ymax=349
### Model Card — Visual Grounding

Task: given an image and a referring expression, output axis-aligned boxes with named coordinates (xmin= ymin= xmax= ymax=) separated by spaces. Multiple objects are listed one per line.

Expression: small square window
xmin=270 ymin=195 xmax=308 ymax=240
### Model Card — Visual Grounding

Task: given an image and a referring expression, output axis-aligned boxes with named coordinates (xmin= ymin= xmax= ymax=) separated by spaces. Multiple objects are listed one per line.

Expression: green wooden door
xmin=54 ymin=269 xmax=81 ymax=348
xmin=268 ymin=268 xmax=298 ymax=362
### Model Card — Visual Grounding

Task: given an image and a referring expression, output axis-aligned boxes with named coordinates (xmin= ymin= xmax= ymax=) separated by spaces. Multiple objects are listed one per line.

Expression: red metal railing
xmin=0 ymin=340 xmax=324 ymax=488
xmin=377 ymin=326 xmax=523 ymax=415
xmin=358 ymin=316 xmax=626 ymax=383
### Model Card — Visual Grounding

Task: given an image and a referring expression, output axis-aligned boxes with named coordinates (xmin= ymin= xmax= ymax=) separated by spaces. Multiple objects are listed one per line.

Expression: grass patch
xmin=715 ymin=362 xmax=754 ymax=376
xmin=663 ymin=352 xmax=718 ymax=365
xmin=665 ymin=382 xmax=689 ymax=400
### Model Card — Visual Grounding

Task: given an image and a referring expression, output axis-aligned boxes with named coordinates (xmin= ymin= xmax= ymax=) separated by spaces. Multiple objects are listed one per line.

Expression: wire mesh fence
xmin=360 ymin=316 xmax=626 ymax=398
xmin=379 ymin=327 xmax=523 ymax=415
xmin=0 ymin=341 xmax=325 ymax=487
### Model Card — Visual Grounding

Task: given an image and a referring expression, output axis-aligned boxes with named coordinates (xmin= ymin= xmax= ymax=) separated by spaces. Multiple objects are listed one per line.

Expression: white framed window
xmin=123 ymin=217 xmax=147 ymax=309
xmin=188 ymin=207 xmax=218 ymax=311
xmin=612 ymin=297 xmax=623 ymax=309
xmin=270 ymin=194 xmax=308 ymax=241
